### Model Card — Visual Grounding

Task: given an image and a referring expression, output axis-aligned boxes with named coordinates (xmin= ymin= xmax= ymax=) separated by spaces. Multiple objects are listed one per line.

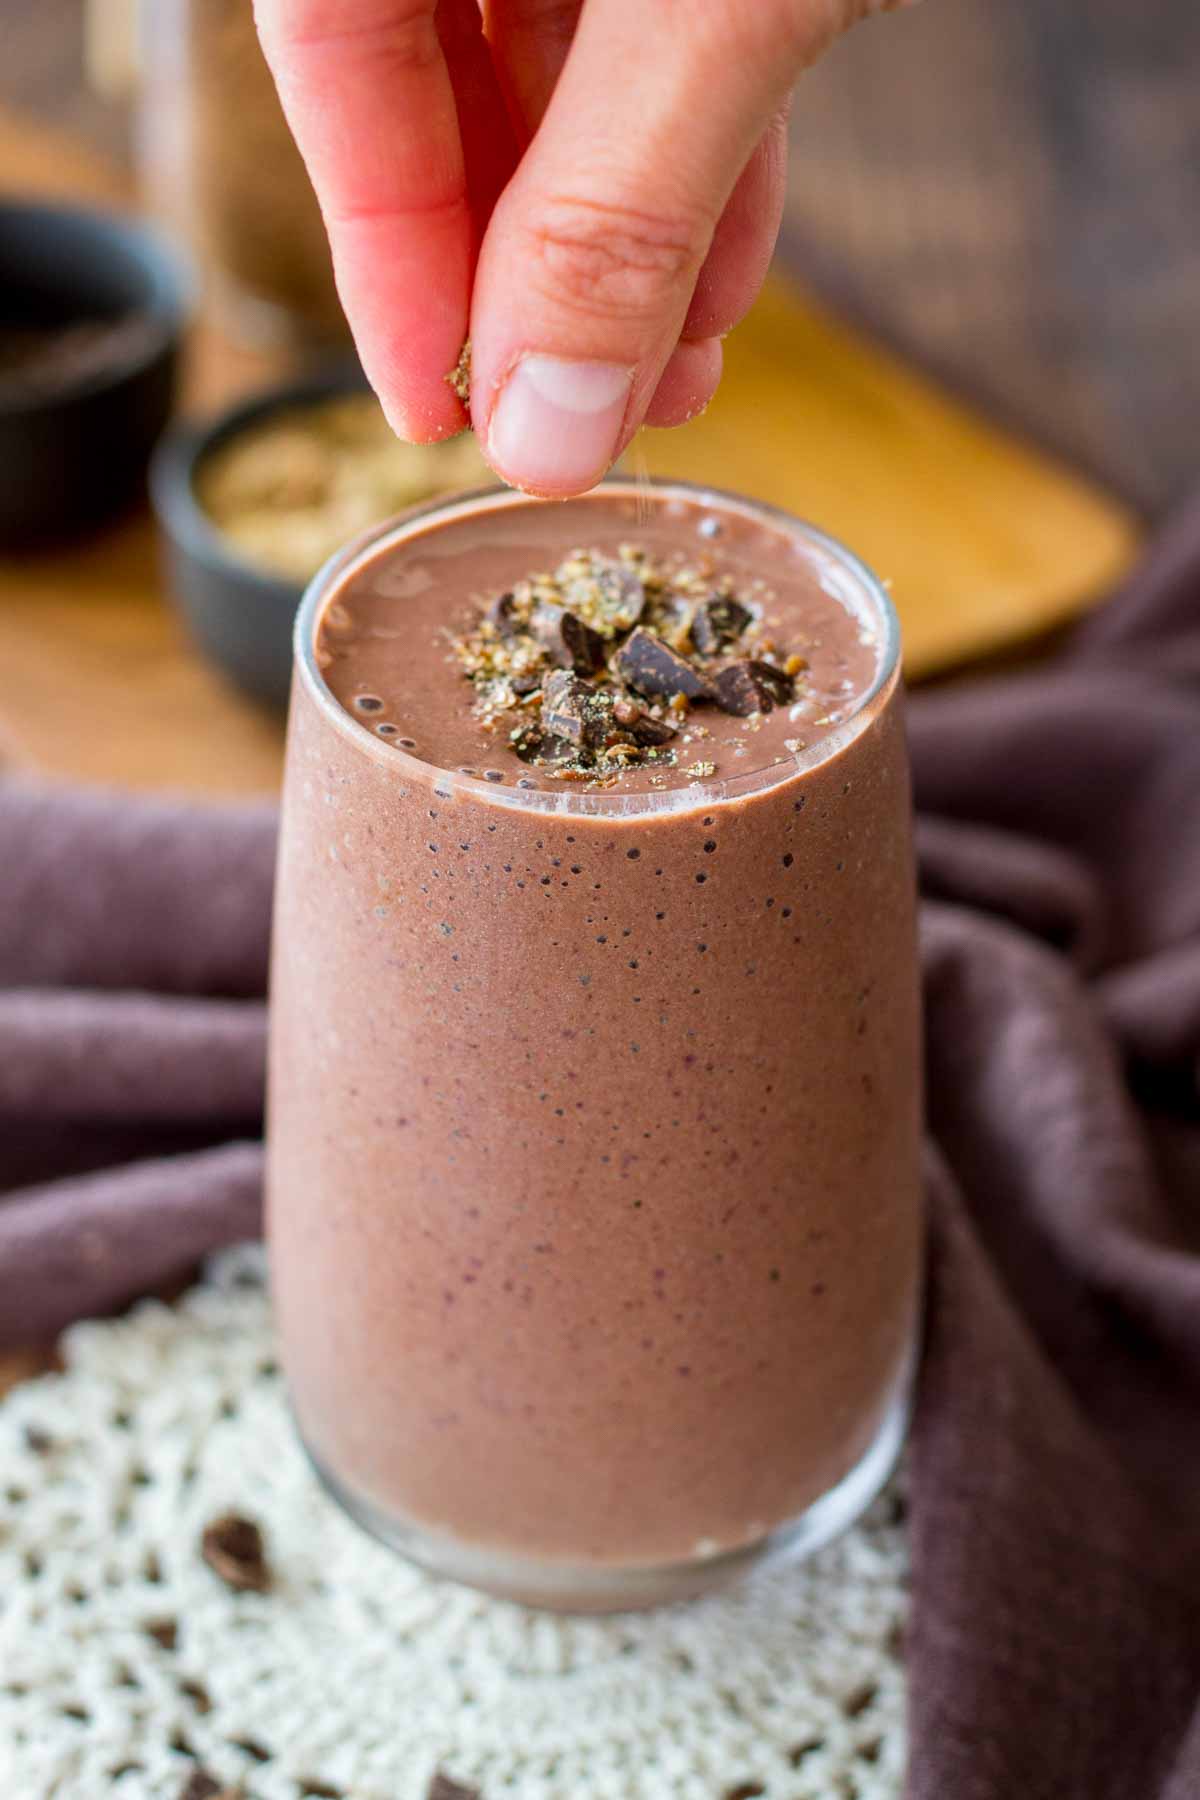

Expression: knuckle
xmin=519 ymin=198 xmax=710 ymax=323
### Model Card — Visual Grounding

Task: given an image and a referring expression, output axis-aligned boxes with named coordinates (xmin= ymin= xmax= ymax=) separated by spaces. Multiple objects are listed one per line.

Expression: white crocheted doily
xmin=0 ymin=1248 xmax=908 ymax=1800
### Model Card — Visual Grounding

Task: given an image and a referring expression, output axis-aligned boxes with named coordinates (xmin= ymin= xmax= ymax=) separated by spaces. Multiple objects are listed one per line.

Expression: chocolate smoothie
xmin=268 ymin=481 xmax=922 ymax=1610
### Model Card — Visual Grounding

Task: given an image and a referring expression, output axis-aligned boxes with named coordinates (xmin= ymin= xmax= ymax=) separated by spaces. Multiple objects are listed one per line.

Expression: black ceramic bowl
xmin=0 ymin=200 xmax=187 ymax=547
xmin=150 ymin=363 xmax=371 ymax=709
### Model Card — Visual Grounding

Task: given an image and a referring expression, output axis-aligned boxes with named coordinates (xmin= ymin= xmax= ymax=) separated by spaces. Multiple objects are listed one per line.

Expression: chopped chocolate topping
xmin=690 ymin=594 xmax=752 ymax=654
xmin=485 ymin=591 xmax=518 ymax=638
xmin=450 ymin=544 xmax=810 ymax=783
xmin=625 ymin=710 xmax=678 ymax=747
xmin=614 ymin=628 xmax=716 ymax=703
xmin=200 ymin=1513 xmax=271 ymax=1593
xmin=541 ymin=670 xmax=615 ymax=750
xmin=530 ymin=601 xmax=606 ymax=674
xmin=565 ymin=555 xmax=645 ymax=634
xmin=511 ymin=723 xmax=576 ymax=766
xmin=713 ymin=659 xmax=795 ymax=717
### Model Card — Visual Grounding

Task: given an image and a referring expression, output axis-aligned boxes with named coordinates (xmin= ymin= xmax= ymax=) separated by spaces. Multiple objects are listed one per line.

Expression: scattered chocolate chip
xmin=143 ymin=1617 xmax=178 ymax=1651
xmin=712 ymin=659 xmax=794 ymax=716
xmin=176 ymin=1771 xmax=237 ymax=1800
xmin=530 ymin=602 xmax=606 ymax=674
xmin=230 ymin=1737 xmax=272 ymax=1763
xmin=179 ymin=1679 xmax=211 ymax=1714
xmin=200 ymin=1513 xmax=270 ymax=1593
xmin=426 ymin=1775 xmax=481 ymax=1800
xmin=541 ymin=670 xmax=615 ymax=751
xmin=841 ymin=1680 xmax=879 ymax=1718
xmin=690 ymin=594 xmax=752 ymax=654
xmin=614 ymin=628 xmax=715 ymax=703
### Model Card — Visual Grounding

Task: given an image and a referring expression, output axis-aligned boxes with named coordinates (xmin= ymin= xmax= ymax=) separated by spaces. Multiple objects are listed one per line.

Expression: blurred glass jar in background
xmin=136 ymin=0 xmax=348 ymax=347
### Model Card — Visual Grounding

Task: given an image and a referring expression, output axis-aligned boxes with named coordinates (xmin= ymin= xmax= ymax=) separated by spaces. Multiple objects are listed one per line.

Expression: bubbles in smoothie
xmin=375 ymin=722 xmax=398 ymax=738
xmin=353 ymin=694 xmax=384 ymax=713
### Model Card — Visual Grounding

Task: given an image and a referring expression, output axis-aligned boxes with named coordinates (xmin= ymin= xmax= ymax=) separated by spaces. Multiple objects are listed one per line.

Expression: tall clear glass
xmin=268 ymin=481 xmax=922 ymax=1611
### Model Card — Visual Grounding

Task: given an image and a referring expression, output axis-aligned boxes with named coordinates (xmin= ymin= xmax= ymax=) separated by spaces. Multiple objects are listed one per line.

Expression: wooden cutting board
xmin=0 ymin=108 xmax=1140 ymax=797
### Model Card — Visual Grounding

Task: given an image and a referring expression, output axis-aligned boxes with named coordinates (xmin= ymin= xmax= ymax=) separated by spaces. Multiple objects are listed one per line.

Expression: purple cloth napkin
xmin=2 ymin=500 xmax=1199 ymax=1796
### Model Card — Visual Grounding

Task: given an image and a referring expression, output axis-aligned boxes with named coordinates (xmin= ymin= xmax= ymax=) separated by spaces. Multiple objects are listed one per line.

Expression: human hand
xmin=256 ymin=0 xmax=908 ymax=496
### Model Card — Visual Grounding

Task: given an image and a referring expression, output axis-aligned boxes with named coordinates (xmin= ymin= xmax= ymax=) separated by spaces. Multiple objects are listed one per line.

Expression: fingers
xmin=484 ymin=0 xmax=583 ymax=143
xmin=684 ymin=106 xmax=790 ymax=342
xmin=642 ymin=336 xmax=723 ymax=430
xmin=255 ymin=0 xmax=514 ymax=441
xmin=468 ymin=0 xmax=828 ymax=495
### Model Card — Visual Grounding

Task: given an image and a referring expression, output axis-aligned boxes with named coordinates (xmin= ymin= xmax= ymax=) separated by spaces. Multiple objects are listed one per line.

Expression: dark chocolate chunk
xmin=510 ymin=723 xmax=575 ymax=765
xmin=200 ymin=1513 xmax=270 ymax=1593
xmin=530 ymin=602 xmax=606 ymax=675
xmin=713 ymin=659 xmax=794 ymax=716
xmin=427 ymin=1776 xmax=481 ymax=1800
xmin=484 ymin=591 xmax=518 ymax=638
xmin=613 ymin=629 xmax=715 ymax=703
xmin=541 ymin=670 xmax=615 ymax=750
xmin=690 ymin=594 xmax=752 ymax=654
xmin=611 ymin=696 xmax=677 ymax=746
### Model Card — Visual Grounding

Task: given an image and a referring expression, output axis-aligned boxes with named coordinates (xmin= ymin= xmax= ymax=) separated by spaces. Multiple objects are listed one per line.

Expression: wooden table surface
xmin=8 ymin=0 xmax=1200 ymax=517
xmin=0 ymin=101 xmax=1140 ymax=793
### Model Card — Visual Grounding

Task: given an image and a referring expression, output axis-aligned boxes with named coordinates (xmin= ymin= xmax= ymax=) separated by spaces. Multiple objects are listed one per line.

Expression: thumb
xmin=469 ymin=0 xmax=848 ymax=495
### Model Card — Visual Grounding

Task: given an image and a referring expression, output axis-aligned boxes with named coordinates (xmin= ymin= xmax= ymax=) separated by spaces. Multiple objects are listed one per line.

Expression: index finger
xmin=255 ymin=0 xmax=496 ymax=440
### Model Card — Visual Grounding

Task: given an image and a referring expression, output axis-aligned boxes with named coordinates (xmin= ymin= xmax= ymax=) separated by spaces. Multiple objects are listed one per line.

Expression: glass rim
xmin=293 ymin=476 xmax=902 ymax=819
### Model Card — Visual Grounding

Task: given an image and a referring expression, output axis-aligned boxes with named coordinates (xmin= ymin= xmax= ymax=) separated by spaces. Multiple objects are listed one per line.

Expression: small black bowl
xmin=150 ymin=363 xmax=370 ymax=709
xmin=0 ymin=199 xmax=188 ymax=548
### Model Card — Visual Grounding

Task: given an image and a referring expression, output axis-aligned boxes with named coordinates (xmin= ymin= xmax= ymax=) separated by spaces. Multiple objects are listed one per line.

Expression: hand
xmin=256 ymin=0 xmax=907 ymax=496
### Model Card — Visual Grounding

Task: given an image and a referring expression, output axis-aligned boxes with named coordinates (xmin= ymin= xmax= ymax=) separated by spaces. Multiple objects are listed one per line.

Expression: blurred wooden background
xmin=4 ymin=0 xmax=1199 ymax=516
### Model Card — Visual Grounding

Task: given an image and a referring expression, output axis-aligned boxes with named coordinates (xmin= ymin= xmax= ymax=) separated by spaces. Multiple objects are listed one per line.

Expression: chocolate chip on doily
xmin=200 ymin=1513 xmax=270 ymax=1593
xmin=427 ymin=1774 xmax=482 ymax=1800
xmin=177 ymin=1770 xmax=239 ymax=1800
xmin=142 ymin=1616 xmax=178 ymax=1651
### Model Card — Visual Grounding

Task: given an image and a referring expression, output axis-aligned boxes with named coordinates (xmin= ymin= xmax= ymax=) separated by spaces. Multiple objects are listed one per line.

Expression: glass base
xmin=304 ymin=1378 xmax=910 ymax=1615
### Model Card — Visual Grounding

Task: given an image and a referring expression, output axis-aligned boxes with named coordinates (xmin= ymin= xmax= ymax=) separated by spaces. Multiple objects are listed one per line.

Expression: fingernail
xmin=487 ymin=355 xmax=631 ymax=494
